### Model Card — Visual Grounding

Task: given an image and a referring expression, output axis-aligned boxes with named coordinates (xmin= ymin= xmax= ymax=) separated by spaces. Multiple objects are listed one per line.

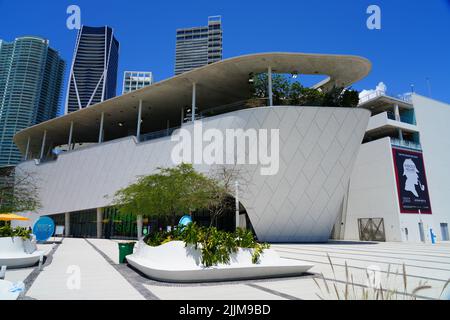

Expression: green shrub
xmin=0 ymin=224 xmax=32 ymax=240
xmin=144 ymin=223 xmax=270 ymax=267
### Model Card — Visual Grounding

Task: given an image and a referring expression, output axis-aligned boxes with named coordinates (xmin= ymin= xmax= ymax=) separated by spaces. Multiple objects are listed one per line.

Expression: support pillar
xmin=137 ymin=215 xmax=143 ymax=240
xmin=268 ymin=66 xmax=273 ymax=106
xmin=181 ymin=107 xmax=184 ymax=125
xmin=24 ymin=136 xmax=30 ymax=160
xmin=98 ymin=112 xmax=104 ymax=143
xmin=235 ymin=181 xmax=240 ymax=230
xmin=96 ymin=208 xmax=103 ymax=238
xmin=191 ymin=82 xmax=196 ymax=122
xmin=68 ymin=121 xmax=74 ymax=150
xmin=64 ymin=212 xmax=70 ymax=237
xmin=394 ymin=104 xmax=404 ymax=141
xmin=39 ymin=130 xmax=47 ymax=160
xmin=136 ymin=99 xmax=143 ymax=141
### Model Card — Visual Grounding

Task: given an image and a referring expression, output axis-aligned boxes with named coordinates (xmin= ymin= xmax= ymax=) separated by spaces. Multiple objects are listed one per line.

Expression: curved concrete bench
xmin=126 ymin=241 xmax=313 ymax=282
xmin=0 ymin=237 xmax=44 ymax=268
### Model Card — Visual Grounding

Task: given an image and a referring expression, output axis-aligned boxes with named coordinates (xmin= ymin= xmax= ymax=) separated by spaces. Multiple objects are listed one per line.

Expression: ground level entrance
xmin=50 ymin=201 xmax=254 ymax=240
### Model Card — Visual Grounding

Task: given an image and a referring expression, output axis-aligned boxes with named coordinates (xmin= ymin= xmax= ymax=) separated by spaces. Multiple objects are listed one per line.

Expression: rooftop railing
xmin=139 ymin=126 xmax=181 ymax=143
xmin=359 ymin=90 xmax=413 ymax=105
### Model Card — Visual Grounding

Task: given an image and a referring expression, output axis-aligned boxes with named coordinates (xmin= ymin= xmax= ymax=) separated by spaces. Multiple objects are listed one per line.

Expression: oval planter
xmin=0 ymin=237 xmax=44 ymax=268
xmin=126 ymin=240 xmax=313 ymax=282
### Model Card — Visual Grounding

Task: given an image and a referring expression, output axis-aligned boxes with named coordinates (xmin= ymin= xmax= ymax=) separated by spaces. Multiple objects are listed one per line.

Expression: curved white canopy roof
xmin=14 ymin=52 xmax=371 ymax=155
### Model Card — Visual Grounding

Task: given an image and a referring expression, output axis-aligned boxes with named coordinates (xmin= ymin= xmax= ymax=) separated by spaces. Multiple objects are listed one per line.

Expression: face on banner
xmin=392 ymin=148 xmax=432 ymax=214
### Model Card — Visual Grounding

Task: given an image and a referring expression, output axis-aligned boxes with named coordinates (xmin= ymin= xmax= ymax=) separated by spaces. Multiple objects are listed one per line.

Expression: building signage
xmin=392 ymin=147 xmax=432 ymax=214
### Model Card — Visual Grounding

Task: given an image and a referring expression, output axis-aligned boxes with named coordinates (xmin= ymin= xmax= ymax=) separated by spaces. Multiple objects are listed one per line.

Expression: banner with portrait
xmin=392 ymin=147 xmax=432 ymax=214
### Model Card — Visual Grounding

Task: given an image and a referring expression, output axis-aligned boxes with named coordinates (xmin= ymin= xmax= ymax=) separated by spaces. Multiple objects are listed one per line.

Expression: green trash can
xmin=118 ymin=242 xmax=136 ymax=263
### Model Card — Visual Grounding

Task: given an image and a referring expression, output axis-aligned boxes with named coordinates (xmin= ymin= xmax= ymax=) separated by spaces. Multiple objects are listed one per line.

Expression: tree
xmin=249 ymin=73 xmax=291 ymax=106
xmin=0 ymin=166 xmax=40 ymax=214
xmin=248 ymin=73 xmax=360 ymax=108
xmin=113 ymin=163 xmax=220 ymax=228
xmin=205 ymin=164 xmax=251 ymax=227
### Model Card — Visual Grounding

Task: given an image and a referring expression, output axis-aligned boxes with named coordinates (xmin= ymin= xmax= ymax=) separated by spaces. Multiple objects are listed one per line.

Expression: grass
xmin=312 ymin=253 xmax=450 ymax=300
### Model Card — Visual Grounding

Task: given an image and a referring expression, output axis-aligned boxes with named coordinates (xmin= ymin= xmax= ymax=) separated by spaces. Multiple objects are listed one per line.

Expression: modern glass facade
xmin=174 ymin=16 xmax=223 ymax=75
xmin=122 ymin=71 xmax=153 ymax=94
xmin=0 ymin=36 xmax=65 ymax=167
xmin=51 ymin=203 xmax=254 ymax=240
xmin=65 ymin=26 xmax=119 ymax=114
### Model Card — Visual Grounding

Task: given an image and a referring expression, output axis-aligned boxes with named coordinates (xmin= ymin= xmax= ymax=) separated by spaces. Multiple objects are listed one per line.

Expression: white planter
xmin=126 ymin=241 xmax=313 ymax=282
xmin=0 ymin=236 xmax=43 ymax=268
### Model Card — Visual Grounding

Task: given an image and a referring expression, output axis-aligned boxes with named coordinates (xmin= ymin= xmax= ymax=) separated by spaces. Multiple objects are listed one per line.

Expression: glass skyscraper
xmin=0 ymin=36 xmax=65 ymax=167
xmin=65 ymin=26 xmax=119 ymax=114
xmin=174 ymin=16 xmax=223 ymax=75
xmin=122 ymin=71 xmax=153 ymax=94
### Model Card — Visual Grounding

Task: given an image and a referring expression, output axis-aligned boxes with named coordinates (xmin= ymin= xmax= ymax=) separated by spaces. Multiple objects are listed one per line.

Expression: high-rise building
xmin=65 ymin=26 xmax=119 ymax=114
xmin=174 ymin=16 xmax=222 ymax=75
xmin=122 ymin=71 xmax=153 ymax=94
xmin=0 ymin=36 xmax=65 ymax=167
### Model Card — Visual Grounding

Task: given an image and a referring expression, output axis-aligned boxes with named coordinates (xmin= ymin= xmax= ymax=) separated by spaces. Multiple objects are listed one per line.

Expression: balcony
xmin=359 ymin=90 xmax=413 ymax=105
xmin=366 ymin=111 xmax=418 ymax=133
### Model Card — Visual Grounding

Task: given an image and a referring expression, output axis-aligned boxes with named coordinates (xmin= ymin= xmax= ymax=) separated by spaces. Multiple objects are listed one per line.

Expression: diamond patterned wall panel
xmin=18 ymin=106 xmax=370 ymax=242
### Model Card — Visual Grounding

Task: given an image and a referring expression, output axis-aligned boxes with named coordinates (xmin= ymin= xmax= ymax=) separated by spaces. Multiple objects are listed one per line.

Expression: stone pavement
xmin=5 ymin=238 xmax=449 ymax=300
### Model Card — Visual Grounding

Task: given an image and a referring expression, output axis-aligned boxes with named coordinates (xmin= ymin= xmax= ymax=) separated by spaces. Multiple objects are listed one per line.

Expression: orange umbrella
xmin=0 ymin=213 xmax=30 ymax=221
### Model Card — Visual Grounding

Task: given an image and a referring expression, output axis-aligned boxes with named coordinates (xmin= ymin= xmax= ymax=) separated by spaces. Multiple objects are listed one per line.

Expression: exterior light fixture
xmin=118 ymin=122 xmax=124 ymax=127
xmin=248 ymin=72 xmax=254 ymax=83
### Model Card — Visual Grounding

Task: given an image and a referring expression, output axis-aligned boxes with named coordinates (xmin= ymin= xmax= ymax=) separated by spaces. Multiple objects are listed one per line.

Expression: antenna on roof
xmin=410 ymin=84 xmax=415 ymax=93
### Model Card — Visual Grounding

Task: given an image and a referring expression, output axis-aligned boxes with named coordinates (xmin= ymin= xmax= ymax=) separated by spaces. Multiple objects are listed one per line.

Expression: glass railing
xmin=139 ymin=126 xmax=181 ymax=143
xmin=138 ymin=99 xmax=268 ymax=143
xmin=359 ymin=90 xmax=413 ymax=105
xmin=198 ymin=99 xmax=267 ymax=118
xmin=391 ymin=138 xmax=422 ymax=151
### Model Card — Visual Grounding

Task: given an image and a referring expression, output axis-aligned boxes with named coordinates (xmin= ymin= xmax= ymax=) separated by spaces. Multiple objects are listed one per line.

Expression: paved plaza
xmin=4 ymin=238 xmax=450 ymax=300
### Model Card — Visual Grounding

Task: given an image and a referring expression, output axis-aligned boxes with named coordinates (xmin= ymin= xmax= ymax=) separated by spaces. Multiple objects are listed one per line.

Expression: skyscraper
xmin=122 ymin=71 xmax=153 ymax=94
xmin=174 ymin=16 xmax=222 ymax=75
xmin=65 ymin=26 xmax=119 ymax=114
xmin=0 ymin=36 xmax=65 ymax=167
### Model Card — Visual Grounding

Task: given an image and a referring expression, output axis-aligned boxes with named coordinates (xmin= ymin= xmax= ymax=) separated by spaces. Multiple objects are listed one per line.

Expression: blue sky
xmin=1 ymin=0 xmax=449 ymax=114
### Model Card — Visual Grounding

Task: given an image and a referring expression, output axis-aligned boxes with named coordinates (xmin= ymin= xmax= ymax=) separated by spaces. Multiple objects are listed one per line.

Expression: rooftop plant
xmin=248 ymin=73 xmax=360 ymax=108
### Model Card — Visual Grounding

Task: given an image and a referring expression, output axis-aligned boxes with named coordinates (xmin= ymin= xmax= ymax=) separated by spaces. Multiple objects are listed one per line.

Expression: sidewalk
xmin=26 ymin=238 xmax=144 ymax=300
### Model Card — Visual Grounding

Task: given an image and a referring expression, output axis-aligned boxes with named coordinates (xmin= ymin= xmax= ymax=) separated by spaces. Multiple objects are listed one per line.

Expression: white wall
xmin=16 ymin=106 xmax=370 ymax=242
xmin=343 ymin=137 xmax=403 ymax=241
xmin=413 ymin=94 xmax=450 ymax=241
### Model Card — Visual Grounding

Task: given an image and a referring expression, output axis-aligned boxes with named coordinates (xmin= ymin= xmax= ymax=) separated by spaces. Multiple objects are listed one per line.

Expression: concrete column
xmin=98 ymin=112 xmax=104 ymax=143
xmin=136 ymin=99 xmax=143 ymax=141
xmin=394 ymin=104 xmax=400 ymax=121
xmin=64 ymin=212 xmax=70 ymax=237
xmin=191 ymin=82 xmax=196 ymax=122
xmin=24 ymin=136 xmax=30 ymax=160
xmin=96 ymin=208 xmax=103 ymax=238
xmin=39 ymin=130 xmax=47 ymax=160
xmin=68 ymin=121 xmax=74 ymax=150
xmin=137 ymin=215 xmax=143 ymax=240
xmin=235 ymin=181 xmax=239 ymax=230
xmin=268 ymin=66 xmax=273 ymax=106
xmin=180 ymin=107 xmax=184 ymax=125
